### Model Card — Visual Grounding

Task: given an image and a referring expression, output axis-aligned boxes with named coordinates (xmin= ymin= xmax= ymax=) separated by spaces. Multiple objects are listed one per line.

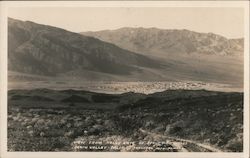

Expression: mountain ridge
xmin=81 ymin=27 xmax=244 ymax=57
xmin=8 ymin=18 xmax=161 ymax=77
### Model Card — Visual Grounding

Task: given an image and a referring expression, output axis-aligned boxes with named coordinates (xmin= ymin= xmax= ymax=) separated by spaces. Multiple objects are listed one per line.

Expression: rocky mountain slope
xmin=82 ymin=27 xmax=244 ymax=57
xmin=8 ymin=18 xmax=160 ymax=77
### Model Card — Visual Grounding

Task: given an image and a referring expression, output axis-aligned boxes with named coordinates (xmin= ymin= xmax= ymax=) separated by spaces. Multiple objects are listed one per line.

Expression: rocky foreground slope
xmin=8 ymin=89 xmax=243 ymax=152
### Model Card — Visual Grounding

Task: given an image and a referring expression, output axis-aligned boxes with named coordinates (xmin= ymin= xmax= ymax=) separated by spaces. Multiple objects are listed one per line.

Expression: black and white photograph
xmin=0 ymin=1 xmax=249 ymax=157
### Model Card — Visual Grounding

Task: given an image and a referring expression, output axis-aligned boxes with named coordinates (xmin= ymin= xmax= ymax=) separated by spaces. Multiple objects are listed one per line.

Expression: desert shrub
xmin=164 ymin=125 xmax=182 ymax=135
xmin=225 ymin=134 xmax=243 ymax=152
xmin=152 ymin=125 xmax=166 ymax=133
xmin=103 ymin=119 xmax=115 ymax=130
xmin=144 ymin=120 xmax=155 ymax=129
xmin=92 ymin=94 xmax=120 ymax=103
xmin=88 ymin=127 xmax=100 ymax=135
xmin=61 ymin=95 xmax=90 ymax=103
xmin=34 ymin=137 xmax=72 ymax=151
xmin=111 ymin=114 xmax=142 ymax=136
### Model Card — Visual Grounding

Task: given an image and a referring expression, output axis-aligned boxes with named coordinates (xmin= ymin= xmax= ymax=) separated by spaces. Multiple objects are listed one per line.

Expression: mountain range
xmin=82 ymin=27 xmax=243 ymax=57
xmin=8 ymin=18 xmax=244 ymax=86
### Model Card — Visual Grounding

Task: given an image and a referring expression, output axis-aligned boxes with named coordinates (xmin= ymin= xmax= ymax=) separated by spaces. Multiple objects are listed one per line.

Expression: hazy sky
xmin=8 ymin=7 xmax=244 ymax=38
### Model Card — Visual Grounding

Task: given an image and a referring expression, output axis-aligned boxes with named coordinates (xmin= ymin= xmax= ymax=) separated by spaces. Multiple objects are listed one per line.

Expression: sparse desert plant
xmin=225 ymin=133 xmax=243 ymax=152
